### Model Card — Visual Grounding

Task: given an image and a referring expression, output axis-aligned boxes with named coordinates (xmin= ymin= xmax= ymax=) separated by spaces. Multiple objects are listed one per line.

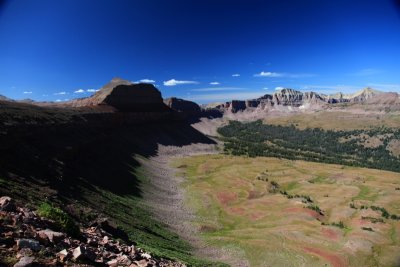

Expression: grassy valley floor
xmin=173 ymin=155 xmax=400 ymax=267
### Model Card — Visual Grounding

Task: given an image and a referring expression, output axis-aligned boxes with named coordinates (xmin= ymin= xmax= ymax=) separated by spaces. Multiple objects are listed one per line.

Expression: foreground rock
xmin=0 ymin=196 xmax=186 ymax=267
xmin=0 ymin=196 xmax=16 ymax=212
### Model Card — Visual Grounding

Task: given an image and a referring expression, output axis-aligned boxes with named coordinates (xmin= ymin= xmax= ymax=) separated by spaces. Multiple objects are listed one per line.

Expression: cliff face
xmin=216 ymin=87 xmax=385 ymax=113
xmin=101 ymin=84 xmax=168 ymax=112
xmin=164 ymin=97 xmax=201 ymax=113
xmin=273 ymin=88 xmax=305 ymax=106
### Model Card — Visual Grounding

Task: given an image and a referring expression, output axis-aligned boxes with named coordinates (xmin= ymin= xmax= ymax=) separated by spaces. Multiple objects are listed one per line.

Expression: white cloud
xmin=139 ymin=79 xmax=156 ymax=83
xmin=23 ymin=91 xmax=32 ymax=94
xmin=163 ymin=79 xmax=199 ymax=86
xmin=288 ymin=73 xmax=315 ymax=78
xmin=263 ymin=87 xmax=269 ymax=90
xmin=210 ymin=81 xmax=220 ymax=85
xmin=275 ymin=87 xmax=285 ymax=90
xmin=74 ymin=89 xmax=85 ymax=94
xmin=232 ymin=74 xmax=240 ymax=77
xmin=191 ymin=87 xmax=245 ymax=92
xmin=55 ymin=99 xmax=69 ymax=102
xmin=351 ymin=68 xmax=383 ymax=76
xmin=54 ymin=91 xmax=67 ymax=95
xmin=254 ymin=71 xmax=283 ymax=77
xmin=255 ymin=71 xmax=315 ymax=78
xmin=86 ymin=89 xmax=99 ymax=92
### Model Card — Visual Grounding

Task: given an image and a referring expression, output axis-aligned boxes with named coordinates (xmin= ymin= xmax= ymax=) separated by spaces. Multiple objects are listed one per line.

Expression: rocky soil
xmin=0 ymin=196 xmax=185 ymax=267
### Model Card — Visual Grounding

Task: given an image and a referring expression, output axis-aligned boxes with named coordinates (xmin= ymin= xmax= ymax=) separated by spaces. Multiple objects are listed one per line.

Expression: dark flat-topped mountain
xmin=68 ymin=78 xmax=170 ymax=112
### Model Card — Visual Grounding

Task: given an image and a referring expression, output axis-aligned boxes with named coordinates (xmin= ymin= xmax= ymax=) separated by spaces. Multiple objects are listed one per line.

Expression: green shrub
xmin=37 ymin=202 xmax=80 ymax=237
xmin=362 ymin=227 xmax=374 ymax=232
xmin=331 ymin=221 xmax=345 ymax=229
xmin=361 ymin=216 xmax=384 ymax=223
xmin=306 ymin=204 xmax=322 ymax=214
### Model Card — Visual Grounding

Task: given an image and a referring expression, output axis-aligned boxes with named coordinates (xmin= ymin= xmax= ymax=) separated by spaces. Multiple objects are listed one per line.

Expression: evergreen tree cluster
xmin=217 ymin=120 xmax=400 ymax=172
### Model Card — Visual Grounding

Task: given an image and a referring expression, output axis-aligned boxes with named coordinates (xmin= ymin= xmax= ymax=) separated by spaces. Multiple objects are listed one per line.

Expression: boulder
xmin=57 ymin=249 xmax=71 ymax=262
xmin=116 ymin=255 xmax=132 ymax=266
xmin=73 ymin=245 xmax=96 ymax=262
xmin=140 ymin=252 xmax=151 ymax=260
xmin=16 ymin=248 xmax=33 ymax=259
xmin=0 ymin=196 xmax=16 ymax=212
xmin=107 ymin=259 xmax=118 ymax=267
xmin=72 ymin=245 xmax=85 ymax=261
xmin=36 ymin=229 xmax=65 ymax=244
xmin=13 ymin=256 xmax=35 ymax=267
xmin=134 ymin=259 xmax=149 ymax=267
xmin=16 ymin=239 xmax=41 ymax=252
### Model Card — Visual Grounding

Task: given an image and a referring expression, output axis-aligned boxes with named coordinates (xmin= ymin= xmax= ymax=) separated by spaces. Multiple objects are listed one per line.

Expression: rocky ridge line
xmin=211 ymin=87 xmax=391 ymax=113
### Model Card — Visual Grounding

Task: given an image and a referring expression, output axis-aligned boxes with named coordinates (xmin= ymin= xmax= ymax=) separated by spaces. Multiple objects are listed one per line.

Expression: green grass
xmin=282 ymin=181 xmax=299 ymax=191
xmin=37 ymin=202 xmax=80 ymax=237
xmin=176 ymin=154 xmax=400 ymax=267
xmin=353 ymin=185 xmax=378 ymax=201
xmin=308 ymin=175 xmax=333 ymax=184
xmin=390 ymin=225 xmax=397 ymax=245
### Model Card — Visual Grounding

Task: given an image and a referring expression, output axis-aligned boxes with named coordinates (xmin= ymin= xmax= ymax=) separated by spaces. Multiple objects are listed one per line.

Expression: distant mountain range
xmin=207 ymin=87 xmax=400 ymax=113
xmin=1 ymin=78 xmax=400 ymax=115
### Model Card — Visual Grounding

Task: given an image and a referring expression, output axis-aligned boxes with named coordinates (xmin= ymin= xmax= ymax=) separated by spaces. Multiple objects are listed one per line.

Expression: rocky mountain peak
xmin=275 ymin=88 xmax=301 ymax=95
xmin=350 ymin=87 xmax=382 ymax=102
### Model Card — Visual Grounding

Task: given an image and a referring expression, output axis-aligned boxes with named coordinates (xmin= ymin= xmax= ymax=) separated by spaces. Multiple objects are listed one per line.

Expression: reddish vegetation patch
xmin=304 ymin=247 xmax=347 ymax=267
xmin=259 ymin=199 xmax=274 ymax=205
xmin=284 ymin=207 xmax=323 ymax=220
xmin=304 ymin=209 xmax=323 ymax=220
xmin=216 ymin=191 xmax=237 ymax=206
xmin=249 ymin=212 xmax=264 ymax=221
xmin=355 ymin=218 xmax=369 ymax=226
xmin=322 ymin=228 xmax=339 ymax=240
xmin=232 ymin=179 xmax=250 ymax=188
xmin=284 ymin=207 xmax=303 ymax=212
xmin=228 ymin=207 xmax=246 ymax=215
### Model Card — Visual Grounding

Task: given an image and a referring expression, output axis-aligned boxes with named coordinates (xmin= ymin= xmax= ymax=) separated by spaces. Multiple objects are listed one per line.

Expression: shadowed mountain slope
xmin=0 ymin=79 xmax=223 ymax=266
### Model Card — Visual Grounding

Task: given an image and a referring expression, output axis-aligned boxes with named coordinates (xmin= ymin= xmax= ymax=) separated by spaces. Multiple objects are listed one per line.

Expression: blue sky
xmin=0 ymin=0 xmax=400 ymax=103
